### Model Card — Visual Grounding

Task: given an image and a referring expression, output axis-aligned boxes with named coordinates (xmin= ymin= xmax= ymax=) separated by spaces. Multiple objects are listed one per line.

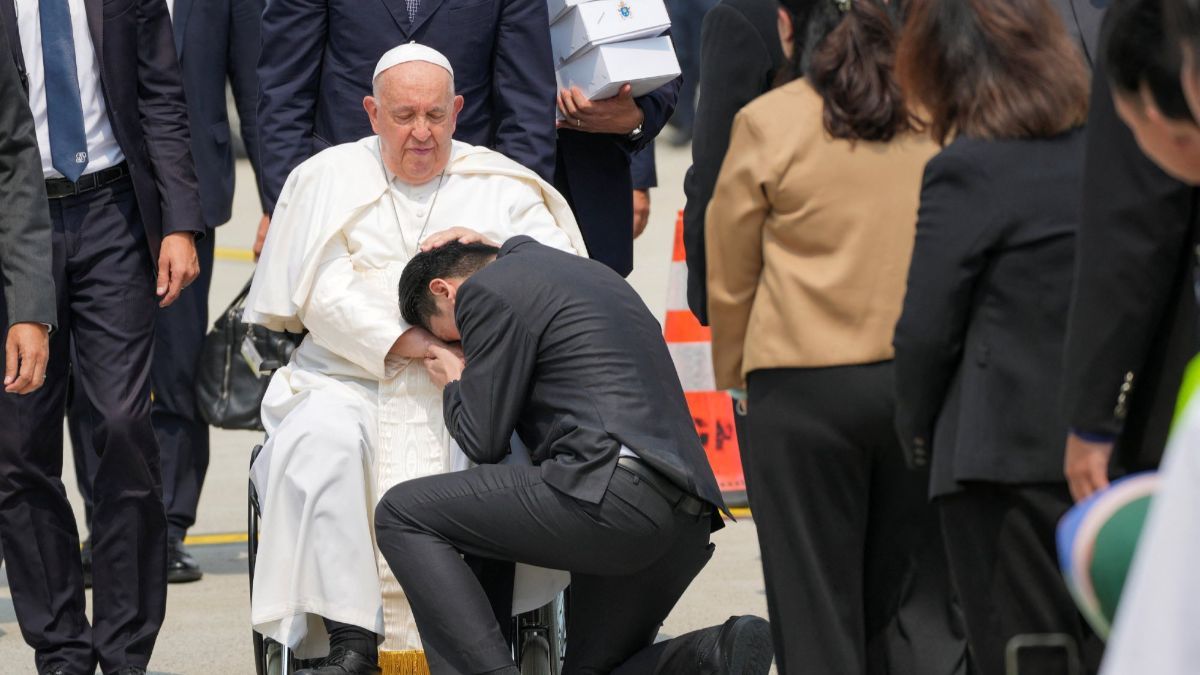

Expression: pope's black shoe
xmin=167 ymin=538 xmax=203 ymax=584
xmin=294 ymin=647 xmax=381 ymax=675
xmin=698 ymin=615 xmax=774 ymax=675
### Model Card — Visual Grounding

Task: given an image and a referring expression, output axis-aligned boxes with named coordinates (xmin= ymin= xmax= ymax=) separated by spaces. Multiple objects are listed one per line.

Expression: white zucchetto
xmin=372 ymin=43 xmax=455 ymax=83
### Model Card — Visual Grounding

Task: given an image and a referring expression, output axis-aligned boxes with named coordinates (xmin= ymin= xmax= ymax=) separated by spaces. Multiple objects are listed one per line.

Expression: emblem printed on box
xmin=618 ymin=0 xmax=632 ymax=18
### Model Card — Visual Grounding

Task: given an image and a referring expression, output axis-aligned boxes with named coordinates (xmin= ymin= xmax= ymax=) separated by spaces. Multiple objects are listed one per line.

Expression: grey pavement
xmin=0 ymin=141 xmax=771 ymax=673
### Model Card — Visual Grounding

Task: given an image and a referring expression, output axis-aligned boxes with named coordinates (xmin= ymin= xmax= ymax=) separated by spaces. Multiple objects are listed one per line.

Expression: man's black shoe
xmin=294 ymin=646 xmax=381 ymax=675
xmin=700 ymin=615 xmax=774 ymax=675
xmin=39 ymin=668 xmax=67 ymax=675
xmin=167 ymin=538 xmax=203 ymax=583
xmin=81 ymin=538 xmax=93 ymax=589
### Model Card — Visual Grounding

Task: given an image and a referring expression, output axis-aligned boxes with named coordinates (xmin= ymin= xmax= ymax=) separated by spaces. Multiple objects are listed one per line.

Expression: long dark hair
xmin=896 ymin=0 xmax=1089 ymax=145
xmin=780 ymin=0 xmax=916 ymax=142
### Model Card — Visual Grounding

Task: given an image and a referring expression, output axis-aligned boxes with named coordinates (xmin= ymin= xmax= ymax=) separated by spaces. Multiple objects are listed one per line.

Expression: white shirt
xmin=15 ymin=0 xmax=124 ymax=179
xmin=166 ymin=0 xmax=175 ymax=19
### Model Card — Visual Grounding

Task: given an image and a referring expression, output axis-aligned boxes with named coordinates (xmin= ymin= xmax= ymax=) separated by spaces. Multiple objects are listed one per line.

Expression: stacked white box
xmin=556 ymin=36 xmax=680 ymax=101
xmin=548 ymin=0 xmax=678 ymax=104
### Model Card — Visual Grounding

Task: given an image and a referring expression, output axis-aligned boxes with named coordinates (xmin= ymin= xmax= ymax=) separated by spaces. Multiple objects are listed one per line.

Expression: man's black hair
xmin=1166 ymin=0 xmax=1200 ymax=64
xmin=1105 ymin=0 xmax=1197 ymax=123
xmin=398 ymin=241 xmax=500 ymax=330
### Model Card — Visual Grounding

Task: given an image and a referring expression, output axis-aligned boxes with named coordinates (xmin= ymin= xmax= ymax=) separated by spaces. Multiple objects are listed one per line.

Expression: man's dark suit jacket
xmin=554 ymin=77 xmax=680 ymax=277
xmin=0 ymin=17 xmax=53 ymax=329
xmin=257 ymin=0 xmax=556 ymax=212
xmin=894 ymin=131 xmax=1087 ymax=497
xmin=1 ymin=0 xmax=203 ymax=263
xmin=1060 ymin=10 xmax=1200 ymax=472
xmin=443 ymin=236 xmax=727 ymax=521
xmin=680 ymin=0 xmax=785 ymax=324
xmin=173 ymin=0 xmax=266 ymax=227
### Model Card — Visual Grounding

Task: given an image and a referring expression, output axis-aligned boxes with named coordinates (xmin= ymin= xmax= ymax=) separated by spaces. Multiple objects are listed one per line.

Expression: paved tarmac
xmin=0 ymin=141 xmax=771 ymax=673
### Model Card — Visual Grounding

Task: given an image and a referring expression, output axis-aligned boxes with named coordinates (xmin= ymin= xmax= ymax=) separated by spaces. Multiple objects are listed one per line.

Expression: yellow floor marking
xmin=214 ymin=246 xmax=255 ymax=262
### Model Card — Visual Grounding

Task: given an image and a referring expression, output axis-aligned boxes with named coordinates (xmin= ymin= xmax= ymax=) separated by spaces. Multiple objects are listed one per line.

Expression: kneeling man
xmin=243 ymin=45 xmax=586 ymax=672
xmin=378 ymin=237 xmax=772 ymax=674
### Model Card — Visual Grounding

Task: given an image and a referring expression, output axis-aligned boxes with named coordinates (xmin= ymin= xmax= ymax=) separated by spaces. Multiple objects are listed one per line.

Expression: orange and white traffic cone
xmin=663 ymin=211 xmax=747 ymax=507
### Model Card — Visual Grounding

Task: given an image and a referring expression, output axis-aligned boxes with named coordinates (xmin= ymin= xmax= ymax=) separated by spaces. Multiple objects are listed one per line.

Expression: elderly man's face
xmin=365 ymin=62 xmax=464 ymax=184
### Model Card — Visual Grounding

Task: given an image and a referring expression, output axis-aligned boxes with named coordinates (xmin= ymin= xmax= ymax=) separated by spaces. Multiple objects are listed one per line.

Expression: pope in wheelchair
xmin=242 ymin=43 xmax=585 ymax=674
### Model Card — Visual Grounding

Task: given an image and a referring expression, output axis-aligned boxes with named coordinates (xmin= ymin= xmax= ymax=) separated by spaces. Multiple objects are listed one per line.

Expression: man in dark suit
xmin=681 ymin=0 xmax=786 ymax=325
xmin=69 ymin=0 xmax=268 ymax=585
xmin=0 ymin=2 xmax=202 ymax=674
xmin=556 ymin=79 xmax=679 ymax=277
xmin=1059 ymin=1 xmax=1200 ymax=502
xmin=254 ymin=0 xmax=555 ymax=254
xmin=379 ymin=237 xmax=771 ymax=675
xmin=0 ymin=18 xmax=54 ymax=400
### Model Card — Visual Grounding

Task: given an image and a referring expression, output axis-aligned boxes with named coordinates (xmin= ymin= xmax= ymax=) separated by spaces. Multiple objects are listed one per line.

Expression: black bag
xmin=195 ymin=279 xmax=304 ymax=431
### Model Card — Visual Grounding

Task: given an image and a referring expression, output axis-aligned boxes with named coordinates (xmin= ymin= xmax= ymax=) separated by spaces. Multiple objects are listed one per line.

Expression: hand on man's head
xmin=420 ymin=227 xmax=500 ymax=252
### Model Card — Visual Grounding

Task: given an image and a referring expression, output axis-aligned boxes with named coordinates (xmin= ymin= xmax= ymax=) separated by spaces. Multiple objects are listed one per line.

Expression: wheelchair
xmin=248 ymin=445 xmax=567 ymax=675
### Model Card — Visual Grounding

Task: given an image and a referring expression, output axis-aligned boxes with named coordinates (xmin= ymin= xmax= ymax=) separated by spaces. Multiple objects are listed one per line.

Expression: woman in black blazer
xmin=893 ymin=0 xmax=1101 ymax=673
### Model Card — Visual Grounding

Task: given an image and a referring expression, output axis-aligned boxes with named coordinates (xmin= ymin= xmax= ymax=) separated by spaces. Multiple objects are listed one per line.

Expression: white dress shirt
xmin=15 ymin=0 xmax=124 ymax=179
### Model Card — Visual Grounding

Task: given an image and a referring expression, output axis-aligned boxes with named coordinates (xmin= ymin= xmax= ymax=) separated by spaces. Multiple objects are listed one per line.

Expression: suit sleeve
xmin=490 ymin=0 xmax=557 ymax=182
xmin=705 ymin=111 xmax=768 ymax=391
xmin=1061 ymin=61 xmax=1198 ymax=439
xmin=683 ymin=4 xmax=775 ymax=325
xmin=631 ymin=142 xmax=656 ymax=190
xmin=0 ymin=28 xmax=55 ymax=329
xmin=627 ymin=75 xmax=680 ymax=154
xmin=258 ymin=0 xmax=327 ymax=212
xmin=893 ymin=152 xmax=994 ymax=456
xmin=443 ymin=284 xmax=538 ymax=465
xmin=137 ymin=0 xmax=203 ymax=235
xmin=228 ymin=0 xmax=268 ymax=212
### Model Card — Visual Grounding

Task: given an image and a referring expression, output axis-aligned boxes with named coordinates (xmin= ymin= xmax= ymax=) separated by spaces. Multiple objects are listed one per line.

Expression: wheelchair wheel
xmin=514 ymin=591 xmax=567 ymax=675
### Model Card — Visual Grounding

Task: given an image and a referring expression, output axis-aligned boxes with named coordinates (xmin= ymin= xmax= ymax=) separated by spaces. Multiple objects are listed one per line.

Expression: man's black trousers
xmin=375 ymin=462 xmax=716 ymax=675
xmin=69 ymin=228 xmax=215 ymax=542
xmin=938 ymin=483 xmax=1103 ymax=675
xmin=744 ymin=364 xmax=965 ymax=675
xmin=0 ymin=178 xmax=167 ymax=674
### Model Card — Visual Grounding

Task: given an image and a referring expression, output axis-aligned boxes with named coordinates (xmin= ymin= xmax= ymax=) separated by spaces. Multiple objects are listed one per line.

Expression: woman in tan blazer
xmin=706 ymin=1 xmax=955 ymax=672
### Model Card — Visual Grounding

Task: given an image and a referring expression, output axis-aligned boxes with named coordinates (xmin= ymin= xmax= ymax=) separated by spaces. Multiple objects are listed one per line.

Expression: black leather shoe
xmin=294 ymin=647 xmax=381 ymax=675
xmin=700 ymin=615 xmax=773 ymax=675
xmin=81 ymin=538 xmax=93 ymax=589
xmin=39 ymin=668 xmax=68 ymax=675
xmin=167 ymin=538 xmax=203 ymax=583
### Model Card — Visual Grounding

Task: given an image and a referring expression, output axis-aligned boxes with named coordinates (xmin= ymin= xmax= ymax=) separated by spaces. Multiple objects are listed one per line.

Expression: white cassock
xmin=242 ymin=137 xmax=587 ymax=659
xmin=1100 ymin=395 xmax=1200 ymax=675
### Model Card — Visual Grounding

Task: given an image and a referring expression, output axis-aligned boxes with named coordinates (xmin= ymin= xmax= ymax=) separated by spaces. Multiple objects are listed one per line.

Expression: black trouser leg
xmin=69 ymin=181 xmax=167 ymax=672
xmin=70 ymin=230 xmax=214 ymax=543
xmin=0 ymin=212 xmax=93 ymax=674
xmin=745 ymin=364 xmax=940 ymax=675
xmin=939 ymin=484 xmax=1103 ymax=675
xmin=374 ymin=463 xmax=713 ymax=675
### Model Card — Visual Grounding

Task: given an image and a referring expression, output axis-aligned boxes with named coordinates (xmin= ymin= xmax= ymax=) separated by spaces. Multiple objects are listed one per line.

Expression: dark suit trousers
xmin=375 ymin=463 xmax=714 ymax=675
xmin=938 ymin=484 xmax=1103 ymax=675
xmin=745 ymin=364 xmax=964 ymax=675
xmin=70 ymin=229 xmax=215 ymax=541
xmin=0 ymin=178 xmax=167 ymax=674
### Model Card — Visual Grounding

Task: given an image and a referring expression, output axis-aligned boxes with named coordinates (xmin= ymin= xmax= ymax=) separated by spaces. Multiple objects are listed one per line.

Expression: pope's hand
xmin=420 ymin=227 xmax=500 ymax=252
xmin=423 ymin=344 xmax=466 ymax=389
xmin=557 ymin=85 xmax=644 ymax=135
xmin=157 ymin=232 xmax=200 ymax=308
xmin=4 ymin=322 xmax=49 ymax=395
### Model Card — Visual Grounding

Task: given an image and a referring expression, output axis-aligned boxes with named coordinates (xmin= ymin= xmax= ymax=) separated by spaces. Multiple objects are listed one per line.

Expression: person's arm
xmin=442 ymin=284 xmax=538 ymax=465
xmin=705 ymin=111 xmax=768 ymax=392
xmin=490 ymin=0 xmax=557 ymax=182
xmin=631 ymin=143 xmax=655 ymax=239
xmin=0 ymin=26 xmax=53 ymax=394
xmin=297 ymin=235 xmax=435 ymax=379
xmin=136 ymin=0 xmax=202 ymax=306
xmin=257 ymin=0 xmax=327 ymax=213
xmin=628 ymin=76 xmax=680 ymax=153
xmin=227 ymin=0 xmax=268 ymax=212
xmin=683 ymin=3 xmax=778 ymax=324
xmin=892 ymin=152 xmax=993 ymax=465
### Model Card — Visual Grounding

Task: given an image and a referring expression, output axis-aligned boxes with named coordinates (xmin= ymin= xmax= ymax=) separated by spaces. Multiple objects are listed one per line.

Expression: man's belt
xmin=616 ymin=456 xmax=713 ymax=518
xmin=45 ymin=163 xmax=129 ymax=199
